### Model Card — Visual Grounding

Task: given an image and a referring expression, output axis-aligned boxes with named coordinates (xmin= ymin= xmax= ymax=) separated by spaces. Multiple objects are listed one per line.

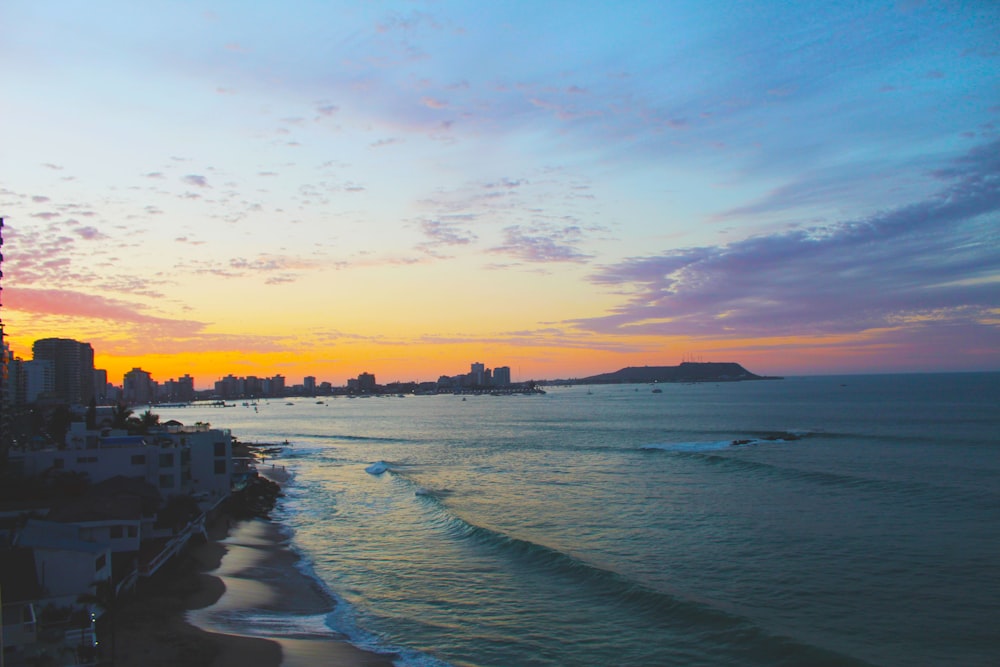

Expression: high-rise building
xmin=7 ymin=354 xmax=26 ymax=406
xmin=493 ymin=366 xmax=512 ymax=386
xmin=0 ymin=217 xmax=8 ymax=458
xmin=24 ymin=359 xmax=55 ymax=402
xmin=123 ymin=367 xmax=155 ymax=405
xmin=93 ymin=369 xmax=108 ymax=403
xmin=471 ymin=362 xmax=485 ymax=386
xmin=177 ymin=374 xmax=195 ymax=402
xmin=358 ymin=372 xmax=376 ymax=391
xmin=31 ymin=337 xmax=95 ymax=404
xmin=304 ymin=376 xmax=317 ymax=394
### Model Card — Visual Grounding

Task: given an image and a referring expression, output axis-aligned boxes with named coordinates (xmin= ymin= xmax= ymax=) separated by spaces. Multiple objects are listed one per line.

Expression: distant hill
xmin=574 ymin=362 xmax=779 ymax=384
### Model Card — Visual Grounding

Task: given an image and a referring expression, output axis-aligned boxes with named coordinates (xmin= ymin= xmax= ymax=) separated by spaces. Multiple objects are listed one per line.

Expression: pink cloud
xmin=5 ymin=288 xmax=198 ymax=329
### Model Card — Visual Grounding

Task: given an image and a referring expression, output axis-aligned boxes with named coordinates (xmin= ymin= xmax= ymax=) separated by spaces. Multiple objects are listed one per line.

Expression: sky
xmin=1 ymin=1 xmax=998 ymax=388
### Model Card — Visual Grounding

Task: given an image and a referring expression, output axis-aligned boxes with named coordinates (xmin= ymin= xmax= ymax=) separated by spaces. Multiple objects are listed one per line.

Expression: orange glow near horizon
xmin=1 ymin=3 xmax=996 ymax=395
xmin=8 ymin=312 xmax=991 ymax=393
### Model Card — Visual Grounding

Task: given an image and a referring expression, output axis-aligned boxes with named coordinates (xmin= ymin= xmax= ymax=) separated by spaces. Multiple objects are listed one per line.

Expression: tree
xmin=137 ymin=409 xmax=160 ymax=434
xmin=110 ymin=403 xmax=133 ymax=430
xmin=44 ymin=405 xmax=73 ymax=447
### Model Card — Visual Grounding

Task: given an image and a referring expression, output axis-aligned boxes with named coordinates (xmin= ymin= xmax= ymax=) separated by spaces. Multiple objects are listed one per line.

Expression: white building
xmin=19 ymin=422 xmax=236 ymax=510
xmin=15 ymin=520 xmax=113 ymax=607
xmin=170 ymin=424 xmax=235 ymax=509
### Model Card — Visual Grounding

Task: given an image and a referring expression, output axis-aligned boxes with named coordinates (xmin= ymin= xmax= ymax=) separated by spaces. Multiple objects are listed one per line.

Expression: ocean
xmin=159 ymin=373 xmax=1000 ymax=666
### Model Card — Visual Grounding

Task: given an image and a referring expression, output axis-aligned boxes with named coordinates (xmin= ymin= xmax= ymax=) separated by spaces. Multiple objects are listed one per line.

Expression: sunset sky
xmin=2 ymin=1 xmax=998 ymax=388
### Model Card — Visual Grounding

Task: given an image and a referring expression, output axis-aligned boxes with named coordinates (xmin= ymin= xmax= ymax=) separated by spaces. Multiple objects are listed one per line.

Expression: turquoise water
xmin=160 ymin=373 xmax=1000 ymax=666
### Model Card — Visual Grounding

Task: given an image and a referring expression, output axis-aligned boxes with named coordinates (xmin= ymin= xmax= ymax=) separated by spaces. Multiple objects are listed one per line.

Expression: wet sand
xmin=112 ymin=473 xmax=395 ymax=666
xmin=111 ymin=516 xmax=283 ymax=666
xmin=189 ymin=518 xmax=396 ymax=667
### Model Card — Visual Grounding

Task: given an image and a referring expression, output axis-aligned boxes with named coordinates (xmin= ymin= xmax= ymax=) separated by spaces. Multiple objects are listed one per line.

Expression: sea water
xmin=159 ymin=373 xmax=1000 ymax=666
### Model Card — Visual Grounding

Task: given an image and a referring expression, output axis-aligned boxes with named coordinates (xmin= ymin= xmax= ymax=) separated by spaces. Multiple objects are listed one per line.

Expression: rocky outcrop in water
xmin=577 ymin=362 xmax=780 ymax=384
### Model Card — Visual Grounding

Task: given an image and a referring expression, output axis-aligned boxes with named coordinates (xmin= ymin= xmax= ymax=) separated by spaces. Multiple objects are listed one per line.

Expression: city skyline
xmin=2 ymin=1 xmax=998 ymax=383
xmin=8 ymin=332 xmax=523 ymax=394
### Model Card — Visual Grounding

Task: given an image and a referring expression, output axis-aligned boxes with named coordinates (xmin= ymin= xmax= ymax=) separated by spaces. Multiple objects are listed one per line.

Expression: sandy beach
xmin=110 ymin=469 xmax=396 ymax=667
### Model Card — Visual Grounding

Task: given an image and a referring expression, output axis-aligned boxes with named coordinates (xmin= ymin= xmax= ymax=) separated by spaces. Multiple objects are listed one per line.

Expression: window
xmin=127 ymin=526 xmax=137 ymax=538
xmin=110 ymin=526 xmax=124 ymax=538
xmin=131 ymin=454 xmax=146 ymax=465
xmin=159 ymin=453 xmax=174 ymax=467
xmin=214 ymin=460 xmax=227 ymax=474
xmin=76 ymin=456 xmax=97 ymax=464
xmin=159 ymin=474 xmax=174 ymax=489
xmin=95 ymin=554 xmax=106 ymax=571
xmin=214 ymin=442 xmax=226 ymax=457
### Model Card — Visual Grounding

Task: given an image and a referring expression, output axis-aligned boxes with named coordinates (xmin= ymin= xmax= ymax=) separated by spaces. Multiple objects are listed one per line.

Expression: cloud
xmin=577 ymin=140 xmax=1000 ymax=340
xmin=417 ymin=219 xmax=477 ymax=255
xmin=182 ymin=174 xmax=210 ymax=188
xmin=421 ymin=96 xmax=448 ymax=109
xmin=484 ymin=178 xmax=525 ymax=190
xmin=73 ymin=226 xmax=105 ymax=240
xmin=3 ymin=289 xmax=289 ymax=357
xmin=490 ymin=224 xmax=593 ymax=263
xmin=179 ymin=254 xmax=324 ymax=282
xmin=4 ymin=287 xmax=198 ymax=329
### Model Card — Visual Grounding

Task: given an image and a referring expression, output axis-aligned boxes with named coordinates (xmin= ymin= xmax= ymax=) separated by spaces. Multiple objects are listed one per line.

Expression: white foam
xmin=641 ymin=440 xmax=734 ymax=452
xmin=323 ymin=593 xmax=455 ymax=667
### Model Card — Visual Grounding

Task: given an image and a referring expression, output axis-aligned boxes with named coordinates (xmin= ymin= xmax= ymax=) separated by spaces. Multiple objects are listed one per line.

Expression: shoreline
xmin=111 ymin=467 xmax=396 ymax=667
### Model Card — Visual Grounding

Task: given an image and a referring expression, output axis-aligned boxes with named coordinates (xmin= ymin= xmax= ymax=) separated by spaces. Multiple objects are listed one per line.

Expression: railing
xmin=138 ymin=513 xmax=205 ymax=577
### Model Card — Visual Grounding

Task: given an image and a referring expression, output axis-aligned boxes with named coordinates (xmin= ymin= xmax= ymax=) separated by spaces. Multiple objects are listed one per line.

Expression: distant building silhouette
xmin=24 ymin=359 xmax=55 ymax=402
xmin=31 ymin=337 xmax=95 ymax=405
xmin=0 ymin=217 xmax=9 ymax=458
xmin=493 ymin=366 xmax=511 ymax=386
xmin=358 ymin=372 xmax=376 ymax=391
xmin=123 ymin=367 xmax=155 ymax=405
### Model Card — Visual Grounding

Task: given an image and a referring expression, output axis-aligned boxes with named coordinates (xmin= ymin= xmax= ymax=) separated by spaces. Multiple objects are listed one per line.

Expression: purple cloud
xmin=73 ymin=226 xmax=104 ymax=240
xmin=418 ymin=219 xmax=477 ymax=255
xmin=490 ymin=224 xmax=592 ymax=263
xmin=577 ymin=141 xmax=1000 ymax=339
xmin=182 ymin=174 xmax=210 ymax=188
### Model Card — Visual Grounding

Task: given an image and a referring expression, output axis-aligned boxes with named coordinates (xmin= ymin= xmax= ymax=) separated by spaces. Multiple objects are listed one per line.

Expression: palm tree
xmin=110 ymin=404 xmax=133 ymax=430
xmin=138 ymin=409 xmax=160 ymax=434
